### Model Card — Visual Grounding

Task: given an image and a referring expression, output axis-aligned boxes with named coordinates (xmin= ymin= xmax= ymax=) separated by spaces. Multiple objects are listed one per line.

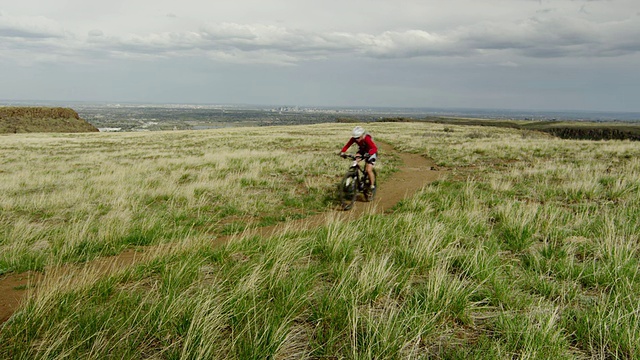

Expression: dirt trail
xmin=0 ymin=142 xmax=442 ymax=325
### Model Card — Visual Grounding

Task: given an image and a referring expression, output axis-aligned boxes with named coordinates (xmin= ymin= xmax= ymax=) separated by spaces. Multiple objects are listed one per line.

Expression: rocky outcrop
xmin=0 ymin=107 xmax=99 ymax=134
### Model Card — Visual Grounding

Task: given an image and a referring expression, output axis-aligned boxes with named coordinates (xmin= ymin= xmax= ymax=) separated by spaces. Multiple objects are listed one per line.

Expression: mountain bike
xmin=339 ymin=154 xmax=377 ymax=210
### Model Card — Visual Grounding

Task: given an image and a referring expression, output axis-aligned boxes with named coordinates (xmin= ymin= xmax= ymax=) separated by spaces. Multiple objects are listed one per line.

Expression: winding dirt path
xmin=0 ymin=142 xmax=442 ymax=325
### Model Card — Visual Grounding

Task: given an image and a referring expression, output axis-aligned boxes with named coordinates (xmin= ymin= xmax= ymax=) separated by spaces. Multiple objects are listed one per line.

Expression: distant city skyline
xmin=1 ymin=0 xmax=639 ymax=112
xmin=5 ymin=99 xmax=638 ymax=124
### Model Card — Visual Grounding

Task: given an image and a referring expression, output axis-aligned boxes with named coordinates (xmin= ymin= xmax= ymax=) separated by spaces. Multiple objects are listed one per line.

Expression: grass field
xmin=0 ymin=125 xmax=402 ymax=274
xmin=1 ymin=122 xmax=639 ymax=359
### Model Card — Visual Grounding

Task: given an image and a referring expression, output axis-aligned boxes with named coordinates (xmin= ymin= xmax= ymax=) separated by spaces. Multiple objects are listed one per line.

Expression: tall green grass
xmin=2 ymin=122 xmax=639 ymax=358
xmin=0 ymin=126 xmax=399 ymax=275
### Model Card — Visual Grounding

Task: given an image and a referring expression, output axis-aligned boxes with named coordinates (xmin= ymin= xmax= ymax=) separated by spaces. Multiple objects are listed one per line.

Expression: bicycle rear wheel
xmin=340 ymin=173 xmax=358 ymax=210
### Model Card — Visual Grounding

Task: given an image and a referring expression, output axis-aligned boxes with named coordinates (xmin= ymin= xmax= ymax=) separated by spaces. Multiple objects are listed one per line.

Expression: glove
xmin=340 ymin=152 xmax=346 ymax=158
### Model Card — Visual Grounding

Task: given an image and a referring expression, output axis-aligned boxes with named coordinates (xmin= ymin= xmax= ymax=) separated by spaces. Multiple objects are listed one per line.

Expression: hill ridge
xmin=0 ymin=106 xmax=99 ymax=133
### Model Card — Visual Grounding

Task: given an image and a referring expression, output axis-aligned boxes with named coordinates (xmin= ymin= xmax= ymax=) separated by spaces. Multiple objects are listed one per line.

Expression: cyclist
xmin=340 ymin=126 xmax=378 ymax=191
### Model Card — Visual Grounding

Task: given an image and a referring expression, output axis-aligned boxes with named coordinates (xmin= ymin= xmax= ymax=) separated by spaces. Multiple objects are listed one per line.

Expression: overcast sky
xmin=1 ymin=0 xmax=639 ymax=112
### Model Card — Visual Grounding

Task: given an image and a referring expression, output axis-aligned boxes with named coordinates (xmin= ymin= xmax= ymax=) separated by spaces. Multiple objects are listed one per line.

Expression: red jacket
xmin=341 ymin=134 xmax=377 ymax=155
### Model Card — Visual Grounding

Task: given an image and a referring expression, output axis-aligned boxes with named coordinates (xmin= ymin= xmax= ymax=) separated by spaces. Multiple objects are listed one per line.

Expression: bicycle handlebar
xmin=340 ymin=153 xmax=369 ymax=160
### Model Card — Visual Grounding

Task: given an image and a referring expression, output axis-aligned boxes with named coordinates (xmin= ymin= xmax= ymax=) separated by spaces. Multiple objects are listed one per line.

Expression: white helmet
xmin=352 ymin=126 xmax=365 ymax=138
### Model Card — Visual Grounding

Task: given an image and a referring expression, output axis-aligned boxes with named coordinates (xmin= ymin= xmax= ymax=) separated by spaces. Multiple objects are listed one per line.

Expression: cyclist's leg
xmin=365 ymin=154 xmax=377 ymax=189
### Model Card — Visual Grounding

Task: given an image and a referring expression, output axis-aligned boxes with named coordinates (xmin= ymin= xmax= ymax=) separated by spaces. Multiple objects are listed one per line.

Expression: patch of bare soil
xmin=0 ymin=142 xmax=442 ymax=325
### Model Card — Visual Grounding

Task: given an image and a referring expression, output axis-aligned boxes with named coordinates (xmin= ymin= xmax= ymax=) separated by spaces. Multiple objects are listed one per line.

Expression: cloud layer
xmin=1 ymin=0 xmax=639 ymax=111
xmin=2 ymin=2 xmax=639 ymax=65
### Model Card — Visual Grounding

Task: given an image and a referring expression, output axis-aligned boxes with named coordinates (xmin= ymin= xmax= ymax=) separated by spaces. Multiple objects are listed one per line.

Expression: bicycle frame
xmin=339 ymin=154 xmax=375 ymax=210
xmin=345 ymin=154 xmax=369 ymax=185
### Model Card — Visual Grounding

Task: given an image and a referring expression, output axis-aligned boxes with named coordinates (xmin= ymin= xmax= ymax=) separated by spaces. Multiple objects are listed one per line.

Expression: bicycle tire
xmin=340 ymin=172 xmax=358 ymax=210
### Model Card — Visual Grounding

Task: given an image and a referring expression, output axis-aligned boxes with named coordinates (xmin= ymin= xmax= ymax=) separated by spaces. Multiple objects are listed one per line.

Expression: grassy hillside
xmin=1 ymin=123 xmax=639 ymax=358
xmin=0 ymin=107 xmax=99 ymax=134
xmin=406 ymin=116 xmax=640 ymax=141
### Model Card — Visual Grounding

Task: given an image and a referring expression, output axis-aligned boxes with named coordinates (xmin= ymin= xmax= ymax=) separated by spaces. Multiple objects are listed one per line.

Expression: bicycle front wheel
xmin=340 ymin=173 xmax=358 ymax=210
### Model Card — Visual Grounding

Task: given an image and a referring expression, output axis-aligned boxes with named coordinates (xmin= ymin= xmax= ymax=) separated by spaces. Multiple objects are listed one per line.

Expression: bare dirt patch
xmin=0 ymin=141 xmax=442 ymax=325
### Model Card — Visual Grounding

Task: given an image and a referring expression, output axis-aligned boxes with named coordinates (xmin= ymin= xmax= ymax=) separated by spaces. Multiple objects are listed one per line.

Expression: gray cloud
xmin=1 ymin=0 xmax=639 ymax=111
xmin=0 ymin=13 xmax=65 ymax=39
xmin=1 ymin=6 xmax=639 ymax=66
xmin=88 ymin=29 xmax=104 ymax=37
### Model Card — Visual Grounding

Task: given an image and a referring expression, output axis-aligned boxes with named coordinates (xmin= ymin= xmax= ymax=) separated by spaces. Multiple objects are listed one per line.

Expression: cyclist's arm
xmin=341 ymin=138 xmax=355 ymax=153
